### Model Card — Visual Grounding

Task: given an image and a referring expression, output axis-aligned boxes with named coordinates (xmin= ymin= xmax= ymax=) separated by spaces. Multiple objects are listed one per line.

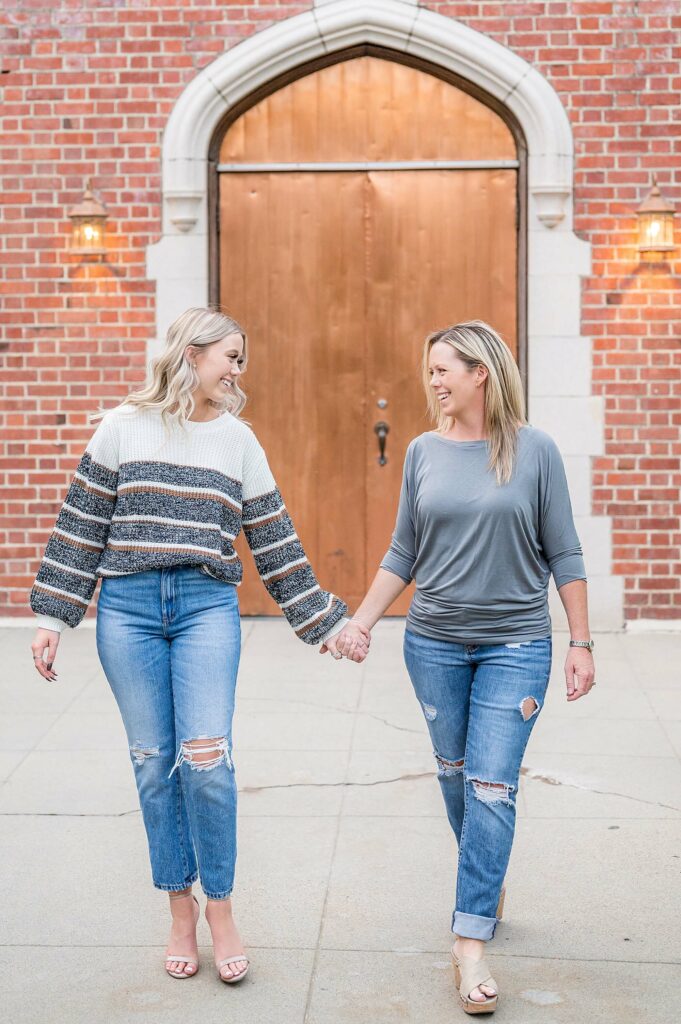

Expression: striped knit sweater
xmin=31 ymin=405 xmax=348 ymax=644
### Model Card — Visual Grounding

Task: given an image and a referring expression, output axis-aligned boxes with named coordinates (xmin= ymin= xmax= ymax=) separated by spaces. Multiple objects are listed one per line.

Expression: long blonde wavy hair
xmin=423 ymin=320 xmax=526 ymax=485
xmin=93 ymin=307 xmax=248 ymax=426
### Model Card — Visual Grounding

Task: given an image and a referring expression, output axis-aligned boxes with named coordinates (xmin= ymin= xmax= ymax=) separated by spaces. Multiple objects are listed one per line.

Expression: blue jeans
xmin=403 ymin=629 xmax=552 ymax=941
xmin=96 ymin=567 xmax=241 ymax=899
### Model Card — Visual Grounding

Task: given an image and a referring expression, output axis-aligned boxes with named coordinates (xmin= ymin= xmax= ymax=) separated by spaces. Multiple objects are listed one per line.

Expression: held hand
xmin=31 ymin=628 xmax=60 ymax=682
xmin=320 ymin=620 xmax=371 ymax=664
xmin=320 ymin=634 xmax=343 ymax=660
xmin=565 ymin=647 xmax=595 ymax=701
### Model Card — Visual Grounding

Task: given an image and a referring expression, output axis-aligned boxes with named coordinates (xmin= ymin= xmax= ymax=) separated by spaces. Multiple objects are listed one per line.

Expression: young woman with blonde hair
xmin=30 ymin=307 xmax=363 ymax=985
xmin=327 ymin=321 xmax=595 ymax=1015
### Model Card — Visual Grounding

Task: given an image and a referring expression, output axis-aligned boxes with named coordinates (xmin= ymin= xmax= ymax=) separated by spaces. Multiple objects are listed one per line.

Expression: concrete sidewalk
xmin=1 ymin=620 xmax=680 ymax=1023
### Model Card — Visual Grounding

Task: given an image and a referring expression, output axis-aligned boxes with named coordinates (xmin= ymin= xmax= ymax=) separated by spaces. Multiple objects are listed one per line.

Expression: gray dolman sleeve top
xmin=380 ymin=427 xmax=586 ymax=644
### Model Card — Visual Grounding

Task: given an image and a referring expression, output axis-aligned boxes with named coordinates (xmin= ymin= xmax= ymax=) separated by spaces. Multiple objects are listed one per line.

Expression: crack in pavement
xmin=242 ymin=771 xmax=435 ymax=793
xmin=1 ymin=765 xmax=677 ymax=815
xmin=0 ymin=773 xmax=437 ymax=816
xmin=239 ymin=696 xmax=425 ymax=736
xmin=520 ymin=767 xmax=680 ymax=813
xmin=1 ymin=943 xmax=676 ymax=965
xmin=0 ymin=809 xmax=141 ymax=818
xmin=244 ymin=766 xmax=680 ymax=812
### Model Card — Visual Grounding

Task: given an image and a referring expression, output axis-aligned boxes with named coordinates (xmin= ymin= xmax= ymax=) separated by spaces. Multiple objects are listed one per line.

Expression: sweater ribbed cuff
xmin=318 ymin=616 xmax=349 ymax=646
xmin=35 ymin=614 xmax=67 ymax=634
xmin=34 ymin=614 xmax=67 ymax=630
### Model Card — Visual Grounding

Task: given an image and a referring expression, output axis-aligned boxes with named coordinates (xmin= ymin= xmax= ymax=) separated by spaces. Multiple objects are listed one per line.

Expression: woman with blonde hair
xmin=327 ymin=321 xmax=595 ymax=1015
xmin=30 ymin=307 xmax=363 ymax=985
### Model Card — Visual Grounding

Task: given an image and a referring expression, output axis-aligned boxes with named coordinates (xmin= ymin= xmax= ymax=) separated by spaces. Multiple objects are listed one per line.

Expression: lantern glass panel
xmin=71 ymin=217 xmax=106 ymax=255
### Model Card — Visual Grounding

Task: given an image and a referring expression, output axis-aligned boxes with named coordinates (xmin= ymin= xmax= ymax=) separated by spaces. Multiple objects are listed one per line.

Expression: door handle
xmin=374 ymin=420 xmax=390 ymax=466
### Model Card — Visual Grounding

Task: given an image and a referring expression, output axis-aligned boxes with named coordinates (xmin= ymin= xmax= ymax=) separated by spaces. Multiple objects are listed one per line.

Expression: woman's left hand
xmin=321 ymin=620 xmax=371 ymax=663
xmin=565 ymin=647 xmax=595 ymax=701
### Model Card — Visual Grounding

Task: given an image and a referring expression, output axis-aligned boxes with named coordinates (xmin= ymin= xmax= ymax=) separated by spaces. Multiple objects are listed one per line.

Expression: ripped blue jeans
xmin=403 ymin=629 xmax=552 ymax=941
xmin=96 ymin=567 xmax=241 ymax=899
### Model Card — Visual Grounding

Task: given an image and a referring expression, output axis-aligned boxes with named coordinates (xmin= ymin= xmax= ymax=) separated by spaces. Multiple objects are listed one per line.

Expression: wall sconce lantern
xmin=68 ymin=180 xmax=108 ymax=258
xmin=637 ymin=177 xmax=675 ymax=260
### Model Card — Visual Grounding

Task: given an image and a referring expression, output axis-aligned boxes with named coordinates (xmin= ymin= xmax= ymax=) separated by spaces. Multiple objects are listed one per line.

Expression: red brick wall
xmin=1 ymin=1 xmax=679 ymax=622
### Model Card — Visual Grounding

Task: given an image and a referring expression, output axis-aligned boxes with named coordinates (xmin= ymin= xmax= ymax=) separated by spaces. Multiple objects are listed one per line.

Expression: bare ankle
xmin=454 ymin=936 xmax=486 ymax=956
xmin=207 ymin=896 xmax=232 ymax=912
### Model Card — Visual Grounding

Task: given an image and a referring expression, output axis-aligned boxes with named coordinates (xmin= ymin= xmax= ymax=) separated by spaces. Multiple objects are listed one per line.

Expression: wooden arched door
xmin=214 ymin=55 xmax=521 ymax=615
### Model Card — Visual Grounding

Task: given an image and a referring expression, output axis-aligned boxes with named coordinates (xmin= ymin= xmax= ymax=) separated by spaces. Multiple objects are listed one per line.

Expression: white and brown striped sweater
xmin=31 ymin=406 xmax=348 ymax=643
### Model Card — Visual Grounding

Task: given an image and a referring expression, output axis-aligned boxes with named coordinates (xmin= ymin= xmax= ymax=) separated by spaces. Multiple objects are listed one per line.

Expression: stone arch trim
xmin=147 ymin=0 xmax=623 ymax=628
xmin=159 ymin=0 xmax=572 ymax=235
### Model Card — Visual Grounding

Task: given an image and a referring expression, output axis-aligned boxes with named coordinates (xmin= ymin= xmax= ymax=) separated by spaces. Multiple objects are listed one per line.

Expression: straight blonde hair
xmin=92 ymin=307 xmax=248 ymax=426
xmin=422 ymin=320 xmax=526 ymax=485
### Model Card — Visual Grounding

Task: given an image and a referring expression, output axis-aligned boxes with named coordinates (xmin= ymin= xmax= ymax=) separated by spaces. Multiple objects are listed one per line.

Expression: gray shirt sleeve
xmin=538 ymin=438 xmax=587 ymax=588
xmin=380 ymin=443 xmax=416 ymax=583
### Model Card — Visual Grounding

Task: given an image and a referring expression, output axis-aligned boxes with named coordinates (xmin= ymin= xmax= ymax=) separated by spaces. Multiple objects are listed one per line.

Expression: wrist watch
xmin=569 ymin=639 xmax=594 ymax=652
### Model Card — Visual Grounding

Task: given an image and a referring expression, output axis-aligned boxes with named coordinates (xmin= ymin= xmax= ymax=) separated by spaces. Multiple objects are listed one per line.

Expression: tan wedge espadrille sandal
xmin=451 ymin=948 xmax=498 ymax=1015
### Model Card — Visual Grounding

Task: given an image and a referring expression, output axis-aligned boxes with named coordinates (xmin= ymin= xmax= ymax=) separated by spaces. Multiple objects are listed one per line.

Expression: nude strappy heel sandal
xmin=451 ymin=947 xmax=498 ymax=1015
xmin=216 ymin=954 xmax=250 ymax=984
xmin=205 ymin=897 xmax=250 ymax=984
xmin=165 ymin=892 xmax=200 ymax=979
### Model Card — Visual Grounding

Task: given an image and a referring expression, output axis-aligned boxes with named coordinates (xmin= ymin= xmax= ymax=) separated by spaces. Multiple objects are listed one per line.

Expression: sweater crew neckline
xmin=184 ymin=412 xmax=231 ymax=430
xmin=121 ymin=407 xmax=233 ymax=433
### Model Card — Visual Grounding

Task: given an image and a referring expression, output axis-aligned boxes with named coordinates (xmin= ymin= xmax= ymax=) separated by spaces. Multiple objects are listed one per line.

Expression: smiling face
xmin=428 ymin=340 xmax=487 ymax=420
xmin=186 ymin=332 xmax=245 ymax=408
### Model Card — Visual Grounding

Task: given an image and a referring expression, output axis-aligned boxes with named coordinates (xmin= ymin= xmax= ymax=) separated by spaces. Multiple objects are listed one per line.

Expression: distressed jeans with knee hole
xmin=96 ymin=567 xmax=241 ymax=899
xmin=404 ymin=629 xmax=552 ymax=941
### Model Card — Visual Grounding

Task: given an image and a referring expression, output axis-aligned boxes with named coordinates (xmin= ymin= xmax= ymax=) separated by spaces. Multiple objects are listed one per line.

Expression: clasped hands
xmin=320 ymin=620 xmax=371 ymax=663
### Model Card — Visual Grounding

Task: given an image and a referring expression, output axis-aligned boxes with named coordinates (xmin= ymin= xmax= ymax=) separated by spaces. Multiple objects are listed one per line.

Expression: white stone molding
xmin=532 ymin=184 xmax=571 ymax=228
xmin=165 ymin=192 xmax=204 ymax=233
xmin=148 ymin=0 xmax=622 ymax=627
xmin=154 ymin=0 xmax=574 ymax=240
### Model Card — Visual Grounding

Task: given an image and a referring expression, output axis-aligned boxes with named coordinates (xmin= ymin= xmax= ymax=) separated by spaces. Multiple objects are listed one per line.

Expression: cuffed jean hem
xmin=154 ymin=874 xmax=199 ymax=893
xmin=204 ymin=889 xmax=234 ymax=901
xmin=453 ymin=911 xmax=497 ymax=941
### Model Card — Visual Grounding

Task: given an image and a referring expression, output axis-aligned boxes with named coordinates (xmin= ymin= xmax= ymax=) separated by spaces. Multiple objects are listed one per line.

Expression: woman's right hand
xmin=31 ymin=628 xmax=60 ymax=682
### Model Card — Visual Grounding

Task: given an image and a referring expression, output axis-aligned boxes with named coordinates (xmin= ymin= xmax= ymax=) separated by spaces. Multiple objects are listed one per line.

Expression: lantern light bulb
xmin=636 ymin=178 xmax=675 ymax=258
